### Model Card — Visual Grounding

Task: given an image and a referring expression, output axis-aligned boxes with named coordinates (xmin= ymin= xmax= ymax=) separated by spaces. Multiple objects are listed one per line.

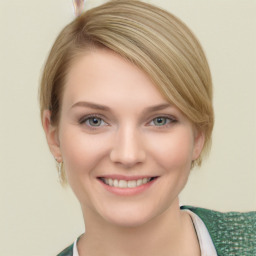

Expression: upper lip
xmin=97 ymin=175 xmax=158 ymax=181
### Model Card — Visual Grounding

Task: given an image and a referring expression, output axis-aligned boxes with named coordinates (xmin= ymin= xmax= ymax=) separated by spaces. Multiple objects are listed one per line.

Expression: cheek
xmin=58 ymin=126 xmax=110 ymax=178
xmin=147 ymin=130 xmax=195 ymax=171
xmin=151 ymin=131 xmax=195 ymax=202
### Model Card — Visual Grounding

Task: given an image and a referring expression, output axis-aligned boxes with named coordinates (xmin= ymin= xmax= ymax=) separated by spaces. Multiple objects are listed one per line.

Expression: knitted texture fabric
xmin=57 ymin=244 xmax=73 ymax=256
xmin=181 ymin=206 xmax=256 ymax=256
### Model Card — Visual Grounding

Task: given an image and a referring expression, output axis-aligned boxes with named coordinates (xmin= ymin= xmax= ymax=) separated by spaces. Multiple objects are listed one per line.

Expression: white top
xmin=73 ymin=209 xmax=217 ymax=256
xmin=184 ymin=209 xmax=217 ymax=256
xmin=73 ymin=239 xmax=79 ymax=256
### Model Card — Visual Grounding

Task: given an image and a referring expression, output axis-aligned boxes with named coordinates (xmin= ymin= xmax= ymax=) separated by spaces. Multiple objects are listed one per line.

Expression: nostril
xmin=110 ymin=150 xmax=146 ymax=167
xmin=109 ymin=130 xmax=146 ymax=166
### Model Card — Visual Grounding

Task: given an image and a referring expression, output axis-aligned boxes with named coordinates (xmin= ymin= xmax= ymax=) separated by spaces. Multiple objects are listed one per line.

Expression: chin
xmin=105 ymin=213 xmax=154 ymax=228
xmin=99 ymin=203 xmax=164 ymax=229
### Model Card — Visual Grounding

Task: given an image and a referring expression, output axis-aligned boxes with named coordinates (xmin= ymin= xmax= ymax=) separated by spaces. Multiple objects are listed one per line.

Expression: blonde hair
xmin=40 ymin=0 xmax=214 ymax=179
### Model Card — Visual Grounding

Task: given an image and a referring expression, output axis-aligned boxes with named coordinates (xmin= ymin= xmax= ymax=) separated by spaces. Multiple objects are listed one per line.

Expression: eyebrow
xmin=143 ymin=103 xmax=172 ymax=113
xmin=70 ymin=101 xmax=172 ymax=113
xmin=70 ymin=101 xmax=111 ymax=111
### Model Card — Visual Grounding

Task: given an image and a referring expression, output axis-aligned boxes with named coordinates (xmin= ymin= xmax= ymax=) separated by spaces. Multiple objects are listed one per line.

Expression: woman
xmin=39 ymin=1 xmax=256 ymax=255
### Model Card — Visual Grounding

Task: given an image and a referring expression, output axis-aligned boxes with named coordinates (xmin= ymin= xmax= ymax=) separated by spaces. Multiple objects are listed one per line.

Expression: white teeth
xmin=102 ymin=177 xmax=153 ymax=188
xmin=119 ymin=180 xmax=127 ymax=188
xmin=136 ymin=179 xmax=143 ymax=186
xmin=108 ymin=179 xmax=113 ymax=186
xmin=113 ymin=179 xmax=119 ymax=187
xmin=142 ymin=178 xmax=148 ymax=184
xmin=128 ymin=180 xmax=137 ymax=188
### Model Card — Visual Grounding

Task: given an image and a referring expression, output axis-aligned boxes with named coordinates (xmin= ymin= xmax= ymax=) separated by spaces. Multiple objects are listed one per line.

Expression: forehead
xmin=63 ymin=49 xmax=169 ymax=109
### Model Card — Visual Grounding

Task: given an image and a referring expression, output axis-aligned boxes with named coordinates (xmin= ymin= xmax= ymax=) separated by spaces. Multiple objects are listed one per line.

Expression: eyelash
xmin=78 ymin=114 xmax=108 ymax=129
xmin=147 ymin=115 xmax=177 ymax=128
xmin=78 ymin=114 xmax=177 ymax=129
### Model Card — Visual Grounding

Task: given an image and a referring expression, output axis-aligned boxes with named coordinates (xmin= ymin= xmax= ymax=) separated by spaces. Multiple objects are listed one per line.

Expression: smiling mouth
xmin=98 ymin=177 xmax=158 ymax=189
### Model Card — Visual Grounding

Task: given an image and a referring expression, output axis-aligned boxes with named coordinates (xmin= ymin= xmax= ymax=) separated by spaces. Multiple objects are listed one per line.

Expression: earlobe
xmin=42 ymin=110 xmax=62 ymax=160
xmin=192 ymin=131 xmax=205 ymax=160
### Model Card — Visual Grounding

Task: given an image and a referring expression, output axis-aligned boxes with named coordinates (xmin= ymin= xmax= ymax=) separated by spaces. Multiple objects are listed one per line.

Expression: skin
xmin=43 ymin=49 xmax=204 ymax=256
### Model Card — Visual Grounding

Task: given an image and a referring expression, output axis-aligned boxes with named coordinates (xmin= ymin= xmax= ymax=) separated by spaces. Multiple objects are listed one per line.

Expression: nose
xmin=110 ymin=126 xmax=146 ymax=168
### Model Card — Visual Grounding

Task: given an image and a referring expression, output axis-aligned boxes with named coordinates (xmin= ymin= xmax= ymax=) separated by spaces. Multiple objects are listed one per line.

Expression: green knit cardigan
xmin=57 ymin=206 xmax=256 ymax=256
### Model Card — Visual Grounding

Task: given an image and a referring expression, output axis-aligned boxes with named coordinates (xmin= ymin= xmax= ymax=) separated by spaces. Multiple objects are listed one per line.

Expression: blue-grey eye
xmin=86 ymin=117 xmax=103 ymax=127
xmin=152 ymin=117 xmax=170 ymax=126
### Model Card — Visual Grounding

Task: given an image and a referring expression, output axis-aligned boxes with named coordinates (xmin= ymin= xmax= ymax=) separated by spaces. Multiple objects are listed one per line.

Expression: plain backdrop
xmin=0 ymin=0 xmax=255 ymax=255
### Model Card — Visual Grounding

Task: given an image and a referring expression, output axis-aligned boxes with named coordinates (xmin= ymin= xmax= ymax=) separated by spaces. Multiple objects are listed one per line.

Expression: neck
xmin=78 ymin=200 xmax=200 ymax=256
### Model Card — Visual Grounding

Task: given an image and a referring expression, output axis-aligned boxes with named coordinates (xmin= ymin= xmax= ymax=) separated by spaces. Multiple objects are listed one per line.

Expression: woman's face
xmin=44 ymin=49 xmax=204 ymax=227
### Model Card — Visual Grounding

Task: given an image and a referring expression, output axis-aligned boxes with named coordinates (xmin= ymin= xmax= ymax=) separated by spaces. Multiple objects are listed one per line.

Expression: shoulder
xmin=57 ymin=243 xmax=73 ymax=256
xmin=181 ymin=205 xmax=256 ymax=256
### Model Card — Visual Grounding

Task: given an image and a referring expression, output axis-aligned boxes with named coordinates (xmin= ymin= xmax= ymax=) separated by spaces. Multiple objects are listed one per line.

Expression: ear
xmin=42 ymin=110 xmax=62 ymax=161
xmin=192 ymin=130 xmax=205 ymax=160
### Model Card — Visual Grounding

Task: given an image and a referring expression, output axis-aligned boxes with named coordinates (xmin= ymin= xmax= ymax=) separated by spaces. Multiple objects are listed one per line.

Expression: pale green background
xmin=0 ymin=0 xmax=255 ymax=255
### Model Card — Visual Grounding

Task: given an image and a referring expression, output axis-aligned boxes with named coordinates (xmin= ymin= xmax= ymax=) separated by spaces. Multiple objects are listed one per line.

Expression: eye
xmin=79 ymin=115 xmax=107 ymax=128
xmin=87 ymin=117 xmax=104 ymax=127
xmin=149 ymin=116 xmax=176 ymax=127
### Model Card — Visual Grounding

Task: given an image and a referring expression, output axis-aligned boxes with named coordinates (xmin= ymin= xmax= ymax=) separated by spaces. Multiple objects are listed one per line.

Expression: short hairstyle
xmin=40 ymin=0 xmax=214 ymax=168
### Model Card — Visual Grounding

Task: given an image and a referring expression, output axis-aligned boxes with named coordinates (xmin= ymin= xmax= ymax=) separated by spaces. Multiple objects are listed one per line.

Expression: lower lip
xmin=98 ymin=178 xmax=158 ymax=196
